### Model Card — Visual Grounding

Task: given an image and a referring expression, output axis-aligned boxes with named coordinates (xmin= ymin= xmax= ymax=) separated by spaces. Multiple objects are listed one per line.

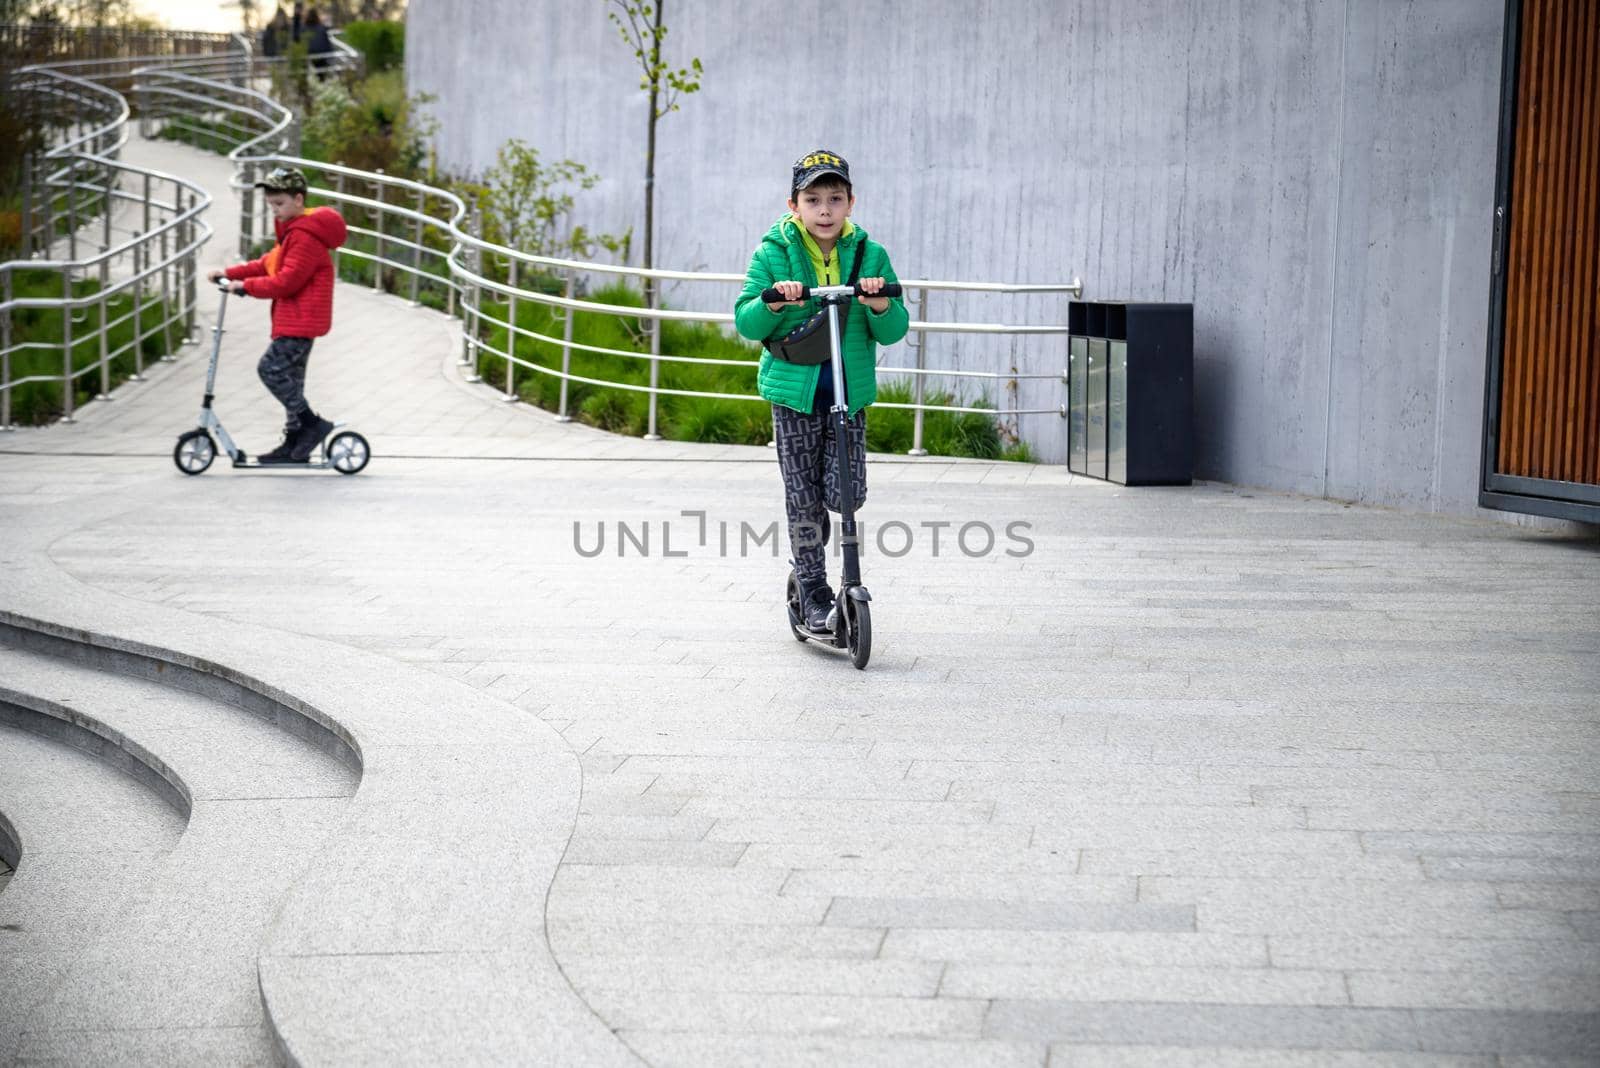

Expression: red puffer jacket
xmin=226 ymin=206 xmax=348 ymax=338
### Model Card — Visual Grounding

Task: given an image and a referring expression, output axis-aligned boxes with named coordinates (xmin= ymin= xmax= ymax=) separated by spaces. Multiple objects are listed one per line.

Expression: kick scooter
xmin=173 ymin=280 xmax=370 ymax=475
xmin=760 ymin=279 xmax=902 ymax=670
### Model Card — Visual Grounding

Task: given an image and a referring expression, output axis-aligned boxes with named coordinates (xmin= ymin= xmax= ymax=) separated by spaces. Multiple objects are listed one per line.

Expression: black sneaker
xmin=290 ymin=413 xmax=334 ymax=461
xmin=258 ymin=423 xmax=301 ymax=463
xmin=803 ymin=584 xmax=835 ymax=631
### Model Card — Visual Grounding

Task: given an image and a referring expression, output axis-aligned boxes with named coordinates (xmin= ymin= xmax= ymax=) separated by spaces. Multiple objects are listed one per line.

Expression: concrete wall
xmin=408 ymin=0 xmax=1509 ymax=517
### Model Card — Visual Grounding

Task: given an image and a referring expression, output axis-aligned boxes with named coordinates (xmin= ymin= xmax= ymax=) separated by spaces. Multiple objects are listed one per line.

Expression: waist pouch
xmin=765 ymin=241 xmax=865 ymax=366
xmin=766 ymin=310 xmax=835 ymax=365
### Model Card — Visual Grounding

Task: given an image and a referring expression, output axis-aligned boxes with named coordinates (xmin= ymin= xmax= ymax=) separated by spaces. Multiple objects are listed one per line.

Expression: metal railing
xmin=0 ymin=25 xmax=234 ymax=69
xmin=1 ymin=56 xmax=213 ymax=429
xmin=229 ymin=156 xmax=1084 ymax=451
xmin=0 ymin=27 xmax=364 ymax=431
xmin=10 ymin=28 xmax=1084 ymax=455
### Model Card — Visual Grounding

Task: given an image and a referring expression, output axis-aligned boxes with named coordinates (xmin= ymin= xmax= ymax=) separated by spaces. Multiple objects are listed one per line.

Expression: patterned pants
xmin=774 ymin=403 xmax=867 ymax=590
xmin=257 ymin=336 xmax=314 ymax=429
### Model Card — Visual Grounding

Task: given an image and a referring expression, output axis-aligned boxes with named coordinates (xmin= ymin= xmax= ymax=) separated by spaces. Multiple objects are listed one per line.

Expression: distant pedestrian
xmin=292 ymin=1 xmax=304 ymax=42
xmin=260 ymin=7 xmax=289 ymax=57
xmin=305 ymin=8 xmax=333 ymax=78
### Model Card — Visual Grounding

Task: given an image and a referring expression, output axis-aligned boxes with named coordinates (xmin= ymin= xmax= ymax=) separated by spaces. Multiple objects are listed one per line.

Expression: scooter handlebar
xmin=759 ymin=282 xmax=904 ymax=304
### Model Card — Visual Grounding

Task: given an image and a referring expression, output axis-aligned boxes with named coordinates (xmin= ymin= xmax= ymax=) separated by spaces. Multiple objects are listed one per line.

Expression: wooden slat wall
xmin=1499 ymin=0 xmax=1600 ymax=485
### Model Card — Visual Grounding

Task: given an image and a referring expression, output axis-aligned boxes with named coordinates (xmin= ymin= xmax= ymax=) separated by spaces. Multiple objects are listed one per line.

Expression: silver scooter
xmin=760 ymin=279 xmax=903 ymax=670
xmin=173 ymin=280 xmax=370 ymax=475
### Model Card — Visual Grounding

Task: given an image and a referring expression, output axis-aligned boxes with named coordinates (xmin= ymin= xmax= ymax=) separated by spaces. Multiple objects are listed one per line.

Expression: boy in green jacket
xmin=735 ymin=150 xmax=910 ymax=630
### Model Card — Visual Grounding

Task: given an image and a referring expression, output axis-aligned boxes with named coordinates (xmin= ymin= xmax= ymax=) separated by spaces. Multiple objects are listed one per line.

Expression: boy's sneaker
xmin=290 ymin=412 xmax=334 ymax=461
xmin=258 ymin=422 xmax=301 ymax=463
xmin=804 ymin=585 xmax=835 ymax=631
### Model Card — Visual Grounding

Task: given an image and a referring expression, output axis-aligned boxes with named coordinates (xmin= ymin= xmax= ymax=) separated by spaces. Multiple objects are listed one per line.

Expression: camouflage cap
xmin=254 ymin=166 xmax=309 ymax=194
xmin=791 ymin=149 xmax=850 ymax=195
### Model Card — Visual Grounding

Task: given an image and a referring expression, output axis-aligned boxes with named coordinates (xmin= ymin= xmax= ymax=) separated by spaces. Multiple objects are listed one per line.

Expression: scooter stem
xmin=825 ymin=297 xmax=863 ymax=589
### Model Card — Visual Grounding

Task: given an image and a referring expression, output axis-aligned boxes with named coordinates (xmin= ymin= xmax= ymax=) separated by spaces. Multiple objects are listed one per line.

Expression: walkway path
xmin=2 ymin=134 xmax=1598 ymax=1067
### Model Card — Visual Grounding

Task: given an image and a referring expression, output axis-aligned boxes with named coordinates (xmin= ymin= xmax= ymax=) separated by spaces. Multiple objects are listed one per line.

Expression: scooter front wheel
xmin=843 ymin=596 xmax=871 ymax=670
xmin=327 ymin=430 xmax=370 ymax=475
xmin=173 ymin=430 xmax=216 ymax=475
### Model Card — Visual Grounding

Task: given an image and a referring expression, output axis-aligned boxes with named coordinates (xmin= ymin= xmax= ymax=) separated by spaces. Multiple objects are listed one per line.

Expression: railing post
xmin=446 ymin=238 xmax=457 ymax=318
xmin=99 ymin=161 xmax=112 ymax=288
xmin=158 ymin=223 xmax=176 ymax=361
xmin=503 ymin=256 xmax=518 ymax=401
xmin=239 ymin=161 xmax=255 ymax=260
xmin=334 ymin=168 xmax=347 ymax=282
xmin=39 ymin=157 xmax=53 ymax=259
xmin=2 ymin=272 xmax=12 ymax=430
xmin=644 ymin=279 xmax=661 ymax=440
xmin=60 ymin=271 xmax=75 ymax=423
xmin=67 ymin=159 xmax=79 ymax=261
xmin=96 ymin=290 xmax=111 ymax=400
xmin=20 ymin=155 xmax=34 ymax=259
xmin=183 ymin=192 xmax=198 ymax=343
xmin=371 ymin=170 xmax=385 ymax=292
xmin=130 ymin=230 xmax=146 ymax=381
xmin=557 ymin=272 xmax=574 ymax=422
xmin=460 ymin=206 xmax=480 ymax=381
xmin=909 ymin=286 xmax=929 ymax=456
xmin=409 ymin=186 xmax=423 ymax=306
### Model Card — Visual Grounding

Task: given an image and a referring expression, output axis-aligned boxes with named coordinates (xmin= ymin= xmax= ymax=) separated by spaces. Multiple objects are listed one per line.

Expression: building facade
xmin=410 ymin=0 xmax=1593 ymax=526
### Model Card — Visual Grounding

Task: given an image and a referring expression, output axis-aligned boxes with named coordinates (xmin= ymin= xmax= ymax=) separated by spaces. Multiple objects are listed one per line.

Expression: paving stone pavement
xmin=2 ymin=135 xmax=1599 ymax=1066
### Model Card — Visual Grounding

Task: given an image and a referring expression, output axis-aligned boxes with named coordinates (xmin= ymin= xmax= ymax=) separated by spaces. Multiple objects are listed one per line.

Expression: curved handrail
xmin=10 ymin=28 xmax=1083 ymax=450
xmin=1 ymin=48 xmax=221 ymax=428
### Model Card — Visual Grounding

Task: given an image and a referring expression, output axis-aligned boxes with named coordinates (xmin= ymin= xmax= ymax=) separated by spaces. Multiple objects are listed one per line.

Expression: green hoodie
xmin=734 ymin=214 xmax=910 ymax=415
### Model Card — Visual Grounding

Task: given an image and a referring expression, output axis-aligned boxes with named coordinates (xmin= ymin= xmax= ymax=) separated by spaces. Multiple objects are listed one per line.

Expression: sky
xmin=134 ymin=0 xmax=249 ymax=34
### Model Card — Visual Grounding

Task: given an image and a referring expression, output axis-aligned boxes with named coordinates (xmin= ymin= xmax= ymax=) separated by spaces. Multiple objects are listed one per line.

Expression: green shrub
xmin=4 ymin=268 xmax=177 ymax=425
xmin=578 ymin=388 xmax=647 ymax=436
xmin=867 ymin=378 xmax=1008 ymax=460
xmin=663 ymin=395 xmax=748 ymax=444
xmin=341 ymin=20 xmax=405 ymax=73
xmin=299 ymin=69 xmax=433 ymax=177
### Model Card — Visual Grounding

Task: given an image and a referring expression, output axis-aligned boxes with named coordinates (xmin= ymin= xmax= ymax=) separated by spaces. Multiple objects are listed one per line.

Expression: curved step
xmin=0 ymin=598 xmax=641 ymax=1066
xmin=0 ymin=715 xmax=187 ymax=1066
xmin=0 ymin=633 xmax=358 ymax=1065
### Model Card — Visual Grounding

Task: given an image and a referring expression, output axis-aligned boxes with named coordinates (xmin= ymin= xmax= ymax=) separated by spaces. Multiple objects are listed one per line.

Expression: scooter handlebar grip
xmin=856 ymin=282 xmax=903 ymax=299
xmin=760 ymin=286 xmax=811 ymax=304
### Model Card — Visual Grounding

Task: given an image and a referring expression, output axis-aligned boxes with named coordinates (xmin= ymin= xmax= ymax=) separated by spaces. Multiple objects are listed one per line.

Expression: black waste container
xmin=1066 ymin=301 xmax=1192 ymax=486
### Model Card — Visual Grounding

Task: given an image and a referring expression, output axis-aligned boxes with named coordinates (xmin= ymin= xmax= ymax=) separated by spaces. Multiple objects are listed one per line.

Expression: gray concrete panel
xmin=408 ymin=0 xmax=1526 ymax=521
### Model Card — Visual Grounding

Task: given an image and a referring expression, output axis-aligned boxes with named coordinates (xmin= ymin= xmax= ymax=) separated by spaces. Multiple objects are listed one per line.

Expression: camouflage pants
xmin=257 ymin=336 xmax=314 ymax=428
xmin=773 ymin=403 xmax=867 ymax=590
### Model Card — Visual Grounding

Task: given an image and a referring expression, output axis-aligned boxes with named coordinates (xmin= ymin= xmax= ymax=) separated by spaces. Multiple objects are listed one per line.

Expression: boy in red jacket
xmin=207 ymin=166 xmax=348 ymax=463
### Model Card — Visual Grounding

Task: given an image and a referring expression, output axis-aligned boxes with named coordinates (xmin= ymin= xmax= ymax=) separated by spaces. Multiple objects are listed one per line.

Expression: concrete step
xmin=0 ymin=598 xmax=643 ymax=1066
xmin=0 ymin=634 xmax=358 ymax=1065
xmin=0 ymin=718 xmax=187 ymax=1066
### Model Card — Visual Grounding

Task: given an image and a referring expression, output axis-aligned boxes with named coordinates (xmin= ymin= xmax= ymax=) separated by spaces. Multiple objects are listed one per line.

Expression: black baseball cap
xmin=791 ymin=149 xmax=850 ymax=195
xmin=255 ymin=166 xmax=309 ymax=195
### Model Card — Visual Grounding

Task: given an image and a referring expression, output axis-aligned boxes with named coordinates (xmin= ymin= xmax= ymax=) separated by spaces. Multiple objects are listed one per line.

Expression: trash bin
xmin=1067 ymin=300 xmax=1192 ymax=486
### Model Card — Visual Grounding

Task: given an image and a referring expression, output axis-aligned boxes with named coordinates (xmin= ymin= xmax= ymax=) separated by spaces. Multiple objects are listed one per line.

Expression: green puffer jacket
xmin=735 ymin=216 xmax=910 ymax=415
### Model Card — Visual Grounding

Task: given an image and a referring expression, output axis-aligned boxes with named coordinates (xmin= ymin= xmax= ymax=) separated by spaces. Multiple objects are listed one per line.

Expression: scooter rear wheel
xmin=843 ymin=596 xmax=871 ymax=670
xmin=327 ymin=431 xmax=370 ymax=475
xmin=174 ymin=430 xmax=216 ymax=475
xmin=784 ymin=572 xmax=808 ymax=643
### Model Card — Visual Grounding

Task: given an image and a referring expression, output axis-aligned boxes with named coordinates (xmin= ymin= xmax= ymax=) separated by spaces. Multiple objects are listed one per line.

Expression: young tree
xmin=606 ymin=0 xmax=701 ymax=283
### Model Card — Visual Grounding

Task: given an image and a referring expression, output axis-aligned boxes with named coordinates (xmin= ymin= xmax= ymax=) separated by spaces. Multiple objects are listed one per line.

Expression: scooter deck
xmin=232 ymin=448 xmax=331 ymax=469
